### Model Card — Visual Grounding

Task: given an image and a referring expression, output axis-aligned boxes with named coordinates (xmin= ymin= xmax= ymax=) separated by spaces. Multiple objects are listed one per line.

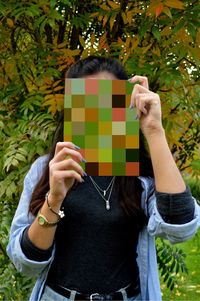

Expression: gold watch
xmin=37 ymin=210 xmax=60 ymax=227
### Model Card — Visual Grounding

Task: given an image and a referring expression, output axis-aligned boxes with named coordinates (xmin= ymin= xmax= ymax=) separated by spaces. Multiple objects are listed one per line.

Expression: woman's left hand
xmin=129 ymin=76 xmax=164 ymax=138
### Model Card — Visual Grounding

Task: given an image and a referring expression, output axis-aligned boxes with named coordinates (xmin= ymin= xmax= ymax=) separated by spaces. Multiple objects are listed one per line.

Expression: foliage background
xmin=0 ymin=0 xmax=199 ymax=300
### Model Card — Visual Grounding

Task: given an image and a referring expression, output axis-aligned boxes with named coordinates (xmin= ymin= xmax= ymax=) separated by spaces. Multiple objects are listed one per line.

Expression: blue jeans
xmin=40 ymin=285 xmax=142 ymax=301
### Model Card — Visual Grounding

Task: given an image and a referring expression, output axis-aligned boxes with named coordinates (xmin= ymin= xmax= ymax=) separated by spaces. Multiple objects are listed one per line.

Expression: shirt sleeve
xmin=21 ymin=226 xmax=53 ymax=262
xmin=155 ymin=185 xmax=195 ymax=224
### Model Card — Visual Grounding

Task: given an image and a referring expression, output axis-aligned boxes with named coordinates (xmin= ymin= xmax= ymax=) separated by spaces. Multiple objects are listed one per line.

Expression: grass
xmin=161 ymin=229 xmax=200 ymax=301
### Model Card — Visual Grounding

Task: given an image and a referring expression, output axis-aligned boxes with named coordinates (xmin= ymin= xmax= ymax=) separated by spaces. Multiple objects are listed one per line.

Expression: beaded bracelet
xmin=45 ymin=192 xmax=65 ymax=219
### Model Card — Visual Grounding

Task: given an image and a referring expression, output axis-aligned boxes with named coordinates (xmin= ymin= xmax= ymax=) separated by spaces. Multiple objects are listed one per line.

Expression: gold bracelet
xmin=45 ymin=192 xmax=65 ymax=219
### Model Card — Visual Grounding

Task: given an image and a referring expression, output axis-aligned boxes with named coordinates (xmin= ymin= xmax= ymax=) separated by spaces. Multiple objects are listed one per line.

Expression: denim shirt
xmin=6 ymin=156 xmax=200 ymax=301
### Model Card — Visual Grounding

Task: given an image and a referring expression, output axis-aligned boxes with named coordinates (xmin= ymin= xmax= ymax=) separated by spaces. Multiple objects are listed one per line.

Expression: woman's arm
xmin=145 ymin=129 xmax=185 ymax=193
xmin=129 ymin=76 xmax=185 ymax=193
xmin=27 ymin=142 xmax=85 ymax=250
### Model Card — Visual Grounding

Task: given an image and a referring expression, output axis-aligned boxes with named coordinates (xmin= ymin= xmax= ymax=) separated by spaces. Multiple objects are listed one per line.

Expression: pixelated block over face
xmin=64 ymin=79 xmax=139 ymax=176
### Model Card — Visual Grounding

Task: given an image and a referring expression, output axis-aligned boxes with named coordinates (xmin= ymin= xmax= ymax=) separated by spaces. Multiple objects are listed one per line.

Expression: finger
xmin=137 ymin=93 xmax=160 ymax=116
xmin=129 ymin=76 xmax=149 ymax=89
xmin=51 ymin=170 xmax=84 ymax=184
xmin=130 ymin=84 xmax=150 ymax=108
xmin=135 ymin=97 xmax=141 ymax=119
xmin=50 ymin=159 xmax=85 ymax=177
xmin=55 ymin=142 xmax=80 ymax=156
xmin=50 ymin=147 xmax=84 ymax=165
xmin=137 ymin=94 xmax=150 ymax=115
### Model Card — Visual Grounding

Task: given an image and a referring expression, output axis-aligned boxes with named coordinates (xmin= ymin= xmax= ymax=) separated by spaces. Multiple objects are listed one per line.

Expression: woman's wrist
xmin=143 ymin=125 xmax=165 ymax=142
xmin=46 ymin=192 xmax=65 ymax=219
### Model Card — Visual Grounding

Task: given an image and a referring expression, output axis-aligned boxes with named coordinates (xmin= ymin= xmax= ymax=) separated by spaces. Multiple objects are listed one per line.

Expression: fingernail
xmin=135 ymin=115 xmax=139 ymax=120
xmin=83 ymin=172 xmax=87 ymax=176
xmin=80 ymin=178 xmax=85 ymax=183
xmin=74 ymin=144 xmax=80 ymax=150
xmin=128 ymin=78 xmax=132 ymax=82
xmin=82 ymin=158 xmax=87 ymax=163
xmin=129 ymin=104 xmax=133 ymax=109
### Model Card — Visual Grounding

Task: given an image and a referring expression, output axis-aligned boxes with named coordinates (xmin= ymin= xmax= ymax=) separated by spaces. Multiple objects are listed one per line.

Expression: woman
xmin=7 ymin=56 xmax=199 ymax=301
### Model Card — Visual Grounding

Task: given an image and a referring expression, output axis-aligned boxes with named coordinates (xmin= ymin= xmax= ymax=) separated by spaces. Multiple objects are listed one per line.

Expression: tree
xmin=0 ymin=0 xmax=199 ymax=299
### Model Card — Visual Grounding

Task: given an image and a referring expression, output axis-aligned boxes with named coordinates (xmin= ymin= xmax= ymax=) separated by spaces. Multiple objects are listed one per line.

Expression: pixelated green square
xmin=126 ymin=121 xmax=139 ymax=135
xmin=64 ymin=94 xmax=72 ymax=107
xmin=85 ymin=122 xmax=98 ymax=135
xmin=72 ymin=135 xmax=85 ymax=148
xmin=85 ymin=95 xmax=98 ymax=108
xmin=99 ymin=108 xmax=112 ymax=121
xmin=64 ymin=122 xmax=72 ymax=135
xmin=99 ymin=148 xmax=112 ymax=162
xmin=99 ymin=136 xmax=112 ymax=148
xmin=112 ymin=149 xmax=125 ymax=162
xmin=126 ymin=108 xmax=137 ymax=121
xmin=85 ymin=135 xmax=98 ymax=148
xmin=126 ymin=81 xmax=133 ymax=94
xmin=99 ymin=80 xmax=112 ymax=95
xmin=112 ymin=162 xmax=125 ymax=175
xmin=71 ymin=79 xmax=85 ymax=94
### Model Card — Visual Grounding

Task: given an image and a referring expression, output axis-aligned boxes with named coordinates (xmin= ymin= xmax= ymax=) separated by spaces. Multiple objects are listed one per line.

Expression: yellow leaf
xmin=107 ymin=0 xmax=119 ymax=10
xmin=57 ymin=41 xmax=68 ymax=49
xmin=98 ymin=15 xmax=103 ymax=22
xmin=53 ymin=85 xmax=64 ymax=92
xmin=127 ymin=11 xmax=133 ymax=25
xmin=165 ymin=0 xmax=184 ymax=9
xmin=55 ymin=94 xmax=64 ymax=104
xmin=91 ymin=32 xmax=96 ymax=45
xmin=7 ymin=18 xmax=14 ymax=28
xmin=152 ymin=46 xmax=161 ymax=56
xmin=98 ymin=32 xmax=107 ymax=50
xmin=44 ymin=94 xmax=55 ymax=101
xmin=90 ymin=12 xmax=99 ymax=18
xmin=53 ymin=80 xmax=62 ymax=88
xmin=81 ymin=49 xmax=89 ymax=59
xmin=109 ymin=14 xmax=116 ymax=30
xmin=121 ymin=12 xmax=127 ymax=24
xmin=117 ymin=37 xmax=123 ymax=45
xmin=125 ymin=37 xmax=131 ymax=48
xmin=100 ymin=4 xmax=110 ymax=11
xmin=163 ymin=6 xmax=172 ymax=18
xmin=103 ymin=14 xmax=109 ymax=27
xmin=142 ymin=43 xmax=153 ymax=54
xmin=161 ymin=26 xmax=172 ymax=36
xmin=79 ymin=35 xmax=85 ymax=47
xmin=131 ymin=35 xmax=139 ymax=50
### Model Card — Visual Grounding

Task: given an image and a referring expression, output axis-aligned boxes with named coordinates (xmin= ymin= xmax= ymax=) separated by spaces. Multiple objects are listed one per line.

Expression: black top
xmin=21 ymin=177 xmax=194 ymax=293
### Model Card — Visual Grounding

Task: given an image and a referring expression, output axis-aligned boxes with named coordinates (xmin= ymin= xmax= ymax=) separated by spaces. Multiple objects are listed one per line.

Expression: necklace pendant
xmin=106 ymin=200 xmax=110 ymax=210
xmin=103 ymin=190 xmax=106 ymax=196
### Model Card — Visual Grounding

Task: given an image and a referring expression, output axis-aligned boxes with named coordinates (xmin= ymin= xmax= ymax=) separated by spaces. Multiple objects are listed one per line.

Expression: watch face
xmin=38 ymin=216 xmax=46 ymax=225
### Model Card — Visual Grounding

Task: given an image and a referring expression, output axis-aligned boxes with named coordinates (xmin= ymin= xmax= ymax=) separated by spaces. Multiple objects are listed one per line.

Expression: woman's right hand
xmin=48 ymin=142 xmax=85 ymax=206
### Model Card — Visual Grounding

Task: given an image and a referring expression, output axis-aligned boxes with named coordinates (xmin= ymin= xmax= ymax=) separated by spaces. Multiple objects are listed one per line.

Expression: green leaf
xmin=172 ymin=19 xmax=185 ymax=34
xmin=187 ymin=23 xmax=197 ymax=41
xmin=152 ymin=26 xmax=161 ymax=40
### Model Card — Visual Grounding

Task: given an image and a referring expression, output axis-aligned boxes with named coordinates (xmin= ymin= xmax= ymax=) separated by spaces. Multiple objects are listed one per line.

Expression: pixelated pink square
xmin=112 ymin=108 xmax=126 ymax=121
xmin=85 ymin=79 xmax=99 ymax=95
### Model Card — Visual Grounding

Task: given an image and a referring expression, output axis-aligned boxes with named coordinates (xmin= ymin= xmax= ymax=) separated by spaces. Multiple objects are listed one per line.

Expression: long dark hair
xmin=29 ymin=56 xmax=154 ymax=230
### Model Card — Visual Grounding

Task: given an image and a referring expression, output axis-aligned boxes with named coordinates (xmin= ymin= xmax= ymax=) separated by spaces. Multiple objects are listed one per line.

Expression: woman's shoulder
xmin=29 ymin=154 xmax=49 ymax=174
xmin=25 ymin=154 xmax=50 ymax=189
xmin=138 ymin=176 xmax=155 ymax=193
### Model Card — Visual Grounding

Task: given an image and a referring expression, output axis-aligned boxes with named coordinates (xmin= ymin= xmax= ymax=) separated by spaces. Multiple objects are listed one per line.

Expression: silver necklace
xmin=89 ymin=176 xmax=115 ymax=210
